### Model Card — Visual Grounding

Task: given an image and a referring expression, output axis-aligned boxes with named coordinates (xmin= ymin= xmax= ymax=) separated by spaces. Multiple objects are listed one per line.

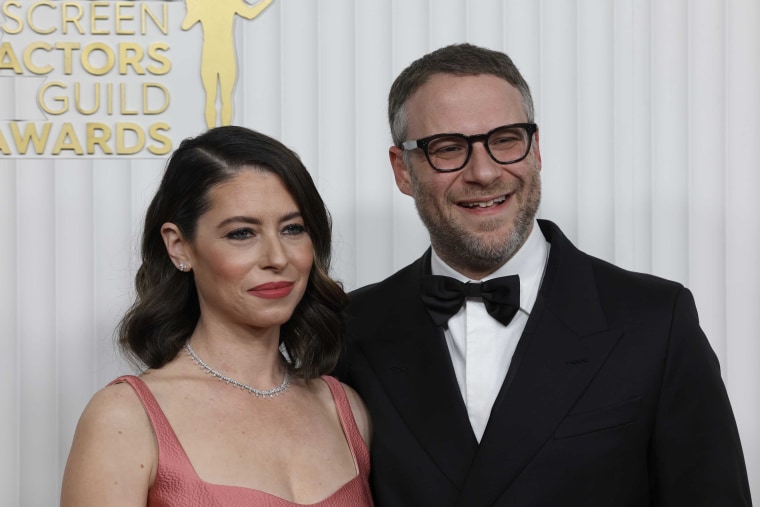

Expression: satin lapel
xmin=360 ymin=253 xmax=478 ymax=488
xmin=455 ymin=221 xmax=624 ymax=505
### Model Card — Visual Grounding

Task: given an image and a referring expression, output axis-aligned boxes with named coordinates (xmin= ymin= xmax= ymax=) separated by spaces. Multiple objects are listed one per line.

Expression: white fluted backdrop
xmin=1 ymin=0 xmax=758 ymax=504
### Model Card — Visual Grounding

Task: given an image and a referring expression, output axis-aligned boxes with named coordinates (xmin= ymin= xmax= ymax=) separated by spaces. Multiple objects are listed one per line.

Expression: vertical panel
xmin=466 ymin=0 xmax=503 ymax=50
xmin=502 ymin=0 xmax=541 ymax=120
xmin=538 ymin=0 xmax=579 ymax=239
xmin=17 ymin=160 xmax=57 ymax=507
xmin=613 ymin=0 xmax=653 ymax=273
xmin=391 ymin=0 xmax=430 ymax=75
xmin=130 ymin=159 xmax=165 ymax=271
xmin=354 ymin=0 xmax=395 ymax=288
xmin=93 ymin=160 xmax=135 ymax=387
xmin=55 ymin=161 xmax=95 ymax=483
xmin=280 ymin=0 xmax=319 ymax=173
xmin=725 ymin=0 xmax=760 ymax=496
xmin=240 ymin=0 xmax=282 ymax=135
xmin=632 ymin=0 xmax=654 ymax=273
xmin=317 ymin=0 xmax=356 ymax=287
xmin=0 ymin=161 xmax=18 ymax=507
xmin=651 ymin=0 xmax=689 ymax=283
xmin=577 ymin=0 xmax=614 ymax=260
xmin=612 ymin=0 xmax=636 ymax=269
xmin=390 ymin=0 xmax=432 ymax=270
xmin=688 ymin=0 xmax=727 ymax=367
xmin=430 ymin=0 xmax=467 ymax=48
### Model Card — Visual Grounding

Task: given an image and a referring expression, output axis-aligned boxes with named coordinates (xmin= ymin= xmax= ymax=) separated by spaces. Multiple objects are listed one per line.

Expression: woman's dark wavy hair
xmin=118 ymin=126 xmax=348 ymax=380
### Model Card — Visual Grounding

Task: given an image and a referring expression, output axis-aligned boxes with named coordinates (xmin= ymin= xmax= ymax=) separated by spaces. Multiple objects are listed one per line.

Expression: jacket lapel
xmin=455 ymin=220 xmax=624 ymax=505
xmin=359 ymin=253 xmax=479 ymax=488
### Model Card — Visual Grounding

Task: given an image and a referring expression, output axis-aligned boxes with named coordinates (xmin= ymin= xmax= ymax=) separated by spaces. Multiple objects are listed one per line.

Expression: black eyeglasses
xmin=401 ymin=123 xmax=538 ymax=173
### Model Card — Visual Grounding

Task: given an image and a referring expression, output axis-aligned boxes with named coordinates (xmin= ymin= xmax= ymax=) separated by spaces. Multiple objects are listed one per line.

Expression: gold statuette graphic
xmin=182 ymin=0 xmax=273 ymax=128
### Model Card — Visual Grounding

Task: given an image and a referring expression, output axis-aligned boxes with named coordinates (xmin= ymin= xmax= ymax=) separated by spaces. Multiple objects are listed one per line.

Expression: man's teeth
xmin=462 ymin=196 xmax=507 ymax=208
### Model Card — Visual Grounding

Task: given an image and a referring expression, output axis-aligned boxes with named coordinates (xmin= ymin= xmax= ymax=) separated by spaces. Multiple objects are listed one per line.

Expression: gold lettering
xmin=81 ymin=42 xmax=114 ymax=76
xmin=0 ymin=128 xmax=10 ymax=154
xmin=142 ymin=3 xmax=168 ymax=35
xmin=146 ymin=42 xmax=171 ymax=75
xmin=120 ymin=83 xmax=137 ymax=115
xmin=55 ymin=42 xmax=80 ymax=75
xmin=1 ymin=1 xmax=23 ymax=35
xmin=74 ymin=82 xmax=99 ymax=115
xmin=116 ymin=122 xmax=144 ymax=155
xmin=143 ymin=83 xmax=169 ymax=114
xmin=38 ymin=81 xmax=68 ymax=115
xmin=52 ymin=123 xmax=84 ymax=155
xmin=148 ymin=122 xmax=171 ymax=155
xmin=10 ymin=122 xmax=52 ymax=154
xmin=115 ymin=2 xmax=135 ymax=35
xmin=0 ymin=42 xmax=23 ymax=73
xmin=23 ymin=42 xmax=53 ymax=75
xmin=107 ymin=82 xmax=113 ymax=115
xmin=119 ymin=42 xmax=144 ymax=75
xmin=27 ymin=1 xmax=56 ymax=35
xmin=61 ymin=2 xmax=84 ymax=35
xmin=90 ymin=1 xmax=109 ymax=36
xmin=86 ymin=123 xmax=112 ymax=155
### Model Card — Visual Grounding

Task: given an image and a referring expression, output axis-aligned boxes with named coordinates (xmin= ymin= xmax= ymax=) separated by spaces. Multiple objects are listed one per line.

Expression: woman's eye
xmin=282 ymin=223 xmax=307 ymax=236
xmin=226 ymin=228 xmax=254 ymax=240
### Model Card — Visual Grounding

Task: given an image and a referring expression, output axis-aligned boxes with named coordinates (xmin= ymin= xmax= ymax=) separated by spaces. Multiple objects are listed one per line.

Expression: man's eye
xmin=491 ymin=135 xmax=520 ymax=145
xmin=429 ymin=143 xmax=467 ymax=158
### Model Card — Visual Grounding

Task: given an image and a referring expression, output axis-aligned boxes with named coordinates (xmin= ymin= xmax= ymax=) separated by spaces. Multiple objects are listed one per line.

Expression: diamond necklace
xmin=184 ymin=343 xmax=291 ymax=399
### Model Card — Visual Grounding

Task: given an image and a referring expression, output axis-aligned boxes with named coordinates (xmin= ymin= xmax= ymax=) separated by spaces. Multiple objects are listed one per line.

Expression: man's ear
xmin=389 ymin=146 xmax=414 ymax=196
xmin=161 ymin=222 xmax=192 ymax=272
xmin=533 ymin=129 xmax=542 ymax=169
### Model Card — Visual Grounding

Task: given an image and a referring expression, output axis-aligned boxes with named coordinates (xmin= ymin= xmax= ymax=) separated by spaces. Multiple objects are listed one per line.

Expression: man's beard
xmin=411 ymin=167 xmax=541 ymax=277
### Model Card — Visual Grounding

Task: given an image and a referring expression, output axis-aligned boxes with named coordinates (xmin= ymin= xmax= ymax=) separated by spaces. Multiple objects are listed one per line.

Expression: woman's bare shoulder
xmin=60 ymin=380 xmax=156 ymax=507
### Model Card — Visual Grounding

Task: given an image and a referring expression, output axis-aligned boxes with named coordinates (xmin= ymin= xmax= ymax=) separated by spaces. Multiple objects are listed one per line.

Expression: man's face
xmin=390 ymin=73 xmax=542 ymax=279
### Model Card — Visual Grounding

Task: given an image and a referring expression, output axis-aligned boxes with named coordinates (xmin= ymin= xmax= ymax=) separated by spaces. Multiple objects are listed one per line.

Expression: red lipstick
xmin=249 ymin=281 xmax=294 ymax=299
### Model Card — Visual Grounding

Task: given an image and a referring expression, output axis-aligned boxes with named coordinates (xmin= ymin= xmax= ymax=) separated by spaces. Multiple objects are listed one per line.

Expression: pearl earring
xmin=178 ymin=263 xmax=187 ymax=272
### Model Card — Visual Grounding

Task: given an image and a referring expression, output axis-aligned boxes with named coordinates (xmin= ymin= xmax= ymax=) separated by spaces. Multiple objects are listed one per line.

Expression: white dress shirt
xmin=430 ymin=221 xmax=550 ymax=442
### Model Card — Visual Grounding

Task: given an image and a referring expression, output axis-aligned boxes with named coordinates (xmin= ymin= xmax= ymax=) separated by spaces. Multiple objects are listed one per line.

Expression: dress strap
xmin=109 ymin=375 xmax=174 ymax=434
xmin=321 ymin=375 xmax=371 ymax=479
xmin=109 ymin=375 xmax=197 ymax=479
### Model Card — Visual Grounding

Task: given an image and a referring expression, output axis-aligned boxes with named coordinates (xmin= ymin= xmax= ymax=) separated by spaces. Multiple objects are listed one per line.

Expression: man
xmin=337 ymin=43 xmax=751 ymax=506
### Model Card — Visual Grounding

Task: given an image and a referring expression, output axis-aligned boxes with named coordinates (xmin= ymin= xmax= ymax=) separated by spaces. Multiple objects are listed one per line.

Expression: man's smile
xmin=458 ymin=195 xmax=508 ymax=209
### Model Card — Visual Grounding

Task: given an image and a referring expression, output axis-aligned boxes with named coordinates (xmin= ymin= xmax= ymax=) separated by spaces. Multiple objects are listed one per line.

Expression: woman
xmin=61 ymin=126 xmax=373 ymax=506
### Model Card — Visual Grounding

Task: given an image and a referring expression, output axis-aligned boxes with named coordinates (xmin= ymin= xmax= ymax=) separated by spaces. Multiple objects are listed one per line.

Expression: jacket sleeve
xmin=651 ymin=287 xmax=752 ymax=505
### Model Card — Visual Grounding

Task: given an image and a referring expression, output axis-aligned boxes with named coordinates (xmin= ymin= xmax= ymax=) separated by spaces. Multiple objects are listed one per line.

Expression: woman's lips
xmin=249 ymin=281 xmax=294 ymax=299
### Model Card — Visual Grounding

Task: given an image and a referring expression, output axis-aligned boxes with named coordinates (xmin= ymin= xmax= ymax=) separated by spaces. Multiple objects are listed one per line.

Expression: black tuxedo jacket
xmin=337 ymin=220 xmax=751 ymax=506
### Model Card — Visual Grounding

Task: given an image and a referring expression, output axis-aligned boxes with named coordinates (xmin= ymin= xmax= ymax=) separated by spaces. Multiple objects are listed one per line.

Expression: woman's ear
xmin=161 ymin=222 xmax=192 ymax=272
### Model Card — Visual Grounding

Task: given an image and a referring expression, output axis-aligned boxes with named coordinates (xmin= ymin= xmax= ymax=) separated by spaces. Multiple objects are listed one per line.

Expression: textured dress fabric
xmin=110 ymin=375 xmax=374 ymax=507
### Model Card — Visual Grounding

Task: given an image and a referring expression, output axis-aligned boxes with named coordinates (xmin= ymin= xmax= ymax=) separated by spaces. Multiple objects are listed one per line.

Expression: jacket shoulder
xmin=347 ymin=257 xmax=423 ymax=322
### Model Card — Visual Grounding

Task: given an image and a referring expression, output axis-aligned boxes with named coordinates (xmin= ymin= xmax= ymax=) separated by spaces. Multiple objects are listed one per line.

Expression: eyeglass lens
xmin=426 ymin=125 xmax=531 ymax=171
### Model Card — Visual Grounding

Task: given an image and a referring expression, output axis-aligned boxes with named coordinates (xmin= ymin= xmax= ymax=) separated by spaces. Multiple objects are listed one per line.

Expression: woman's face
xmin=185 ymin=167 xmax=314 ymax=333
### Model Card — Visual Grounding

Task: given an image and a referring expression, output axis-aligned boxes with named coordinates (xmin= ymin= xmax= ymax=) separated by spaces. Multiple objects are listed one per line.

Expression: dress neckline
xmin=117 ymin=374 xmax=366 ymax=506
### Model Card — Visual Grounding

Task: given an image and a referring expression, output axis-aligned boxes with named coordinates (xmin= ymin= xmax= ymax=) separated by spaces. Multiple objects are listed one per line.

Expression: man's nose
xmin=462 ymin=141 xmax=501 ymax=185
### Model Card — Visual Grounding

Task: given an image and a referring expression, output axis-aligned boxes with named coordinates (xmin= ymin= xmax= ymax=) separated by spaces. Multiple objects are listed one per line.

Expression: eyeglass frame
xmin=400 ymin=122 xmax=538 ymax=173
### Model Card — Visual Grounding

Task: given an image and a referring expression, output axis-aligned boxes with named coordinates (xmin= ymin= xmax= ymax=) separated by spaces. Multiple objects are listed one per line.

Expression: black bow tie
xmin=420 ymin=275 xmax=521 ymax=327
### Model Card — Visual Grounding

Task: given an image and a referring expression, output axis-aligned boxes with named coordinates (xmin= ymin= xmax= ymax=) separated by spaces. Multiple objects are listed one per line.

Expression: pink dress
xmin=111 ymin=375 xmax=374 ymax=507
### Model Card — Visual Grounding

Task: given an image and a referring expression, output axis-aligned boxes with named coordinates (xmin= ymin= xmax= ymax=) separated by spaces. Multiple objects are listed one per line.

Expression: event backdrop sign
xmin=1 ymin=2 xmax=759 ymax=505
xmin=0 ymin=0 xmax=273 ymax=158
